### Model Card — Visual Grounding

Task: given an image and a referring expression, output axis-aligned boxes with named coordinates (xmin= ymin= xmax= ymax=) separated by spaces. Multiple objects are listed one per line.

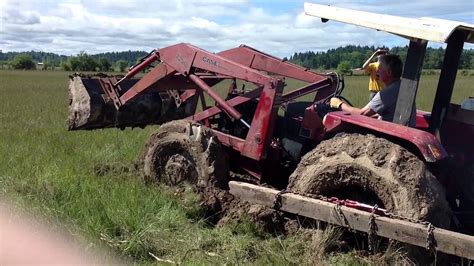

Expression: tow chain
xmin=272 ymin=189 xmax=289 ymax=210
xmin=384 ymin=211 xmax=438 ymax=253
xmin=272 ymin=190 xmax=438 ymax=253
xmin=333 ymin=198 xmax=352 ymax=229
xmin=368 ymin=205 xmax=379 ymax=252
xmin=426 ymin=223 xmax=435 ymax=251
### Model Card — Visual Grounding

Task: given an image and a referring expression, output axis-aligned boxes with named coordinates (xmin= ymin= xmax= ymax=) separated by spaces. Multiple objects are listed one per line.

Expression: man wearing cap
xmin=330 ymin=54 xmax=416 ymax=127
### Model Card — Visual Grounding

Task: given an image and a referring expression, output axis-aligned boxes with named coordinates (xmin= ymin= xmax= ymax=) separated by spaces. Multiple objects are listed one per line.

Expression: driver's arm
xmin=340 ymin=102 xmax=377 ymax=117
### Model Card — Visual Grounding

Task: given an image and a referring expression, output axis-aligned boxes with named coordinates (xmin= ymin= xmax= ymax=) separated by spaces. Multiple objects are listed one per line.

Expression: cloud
xmin=0 ymin=0 xmax=472 ymax=57
xmin=0 ymin=2 xmax=40 ymax=25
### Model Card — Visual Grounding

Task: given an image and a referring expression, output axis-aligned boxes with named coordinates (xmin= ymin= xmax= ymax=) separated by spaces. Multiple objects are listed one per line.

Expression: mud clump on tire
xmin=288 ymin=133 xmax=451 ymax=228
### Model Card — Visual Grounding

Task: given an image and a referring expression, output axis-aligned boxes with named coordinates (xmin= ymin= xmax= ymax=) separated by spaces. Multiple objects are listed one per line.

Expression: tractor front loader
xmin=68 ymin=5 xmax=474 ymax=261
xmin=68 ymin=42 xmax=341 ymax=172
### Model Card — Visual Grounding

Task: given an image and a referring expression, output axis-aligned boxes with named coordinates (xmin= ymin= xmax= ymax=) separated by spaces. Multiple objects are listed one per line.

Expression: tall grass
xmin=1 ymin=70 xmax=471 ymax=263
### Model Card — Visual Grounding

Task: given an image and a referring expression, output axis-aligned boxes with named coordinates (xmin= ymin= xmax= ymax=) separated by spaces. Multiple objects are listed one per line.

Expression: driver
xmin=329 ymin=54 xmax=416 ymax=127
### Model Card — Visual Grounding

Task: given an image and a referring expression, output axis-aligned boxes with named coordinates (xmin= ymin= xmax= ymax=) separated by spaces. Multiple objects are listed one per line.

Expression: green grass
xmin=1 ymin=70 xmax=472 ymax=264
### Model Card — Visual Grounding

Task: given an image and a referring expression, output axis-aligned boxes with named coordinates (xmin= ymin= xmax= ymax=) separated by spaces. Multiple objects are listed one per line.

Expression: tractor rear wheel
xmin=288 ymin=133 xmax=451 ymax=228
xmin=141 ymin=120 xmax=229 ymax=188
xmin=287 ymin=133 xmax=451 ymax=262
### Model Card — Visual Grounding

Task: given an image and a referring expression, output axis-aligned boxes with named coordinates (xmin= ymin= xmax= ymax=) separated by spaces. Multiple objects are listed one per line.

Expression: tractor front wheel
xmin=141 ymin=120 xmax=229 ymax=188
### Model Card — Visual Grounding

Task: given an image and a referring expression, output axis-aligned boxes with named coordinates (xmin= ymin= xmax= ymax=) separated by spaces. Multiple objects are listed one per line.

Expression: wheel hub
xmin=164 ymin=154 xmax=197 ymax=185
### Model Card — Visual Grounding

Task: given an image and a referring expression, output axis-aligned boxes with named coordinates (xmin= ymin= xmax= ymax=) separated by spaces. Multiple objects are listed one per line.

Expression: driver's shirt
xmin=368 ymin=80 xmax=416 ymax=127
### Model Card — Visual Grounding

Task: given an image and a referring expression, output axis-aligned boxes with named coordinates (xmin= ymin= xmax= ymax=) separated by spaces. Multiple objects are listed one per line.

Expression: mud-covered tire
xmin=141 ymin=120 xmax=229 ymax=188
xmin=288 ymin=133 xmax=451 ymax=228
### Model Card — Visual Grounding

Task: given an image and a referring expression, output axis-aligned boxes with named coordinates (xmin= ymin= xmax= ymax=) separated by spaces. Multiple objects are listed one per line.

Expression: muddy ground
xmin=196 ymin=186 xmax=286 ymax=233
xmin=93 ymin=161 xmax=283 ymax=233
xmin=92 ymin=132 xmax=459 ymax=264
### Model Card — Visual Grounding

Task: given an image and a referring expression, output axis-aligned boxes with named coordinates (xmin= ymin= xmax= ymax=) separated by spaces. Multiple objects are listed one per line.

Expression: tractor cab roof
xmin=304 ymin=2 xmax=474 ymax=44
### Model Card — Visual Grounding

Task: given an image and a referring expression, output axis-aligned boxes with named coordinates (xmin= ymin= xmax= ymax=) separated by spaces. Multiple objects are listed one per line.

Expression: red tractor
xmin=68 ymin=2 xmax=474 ymax=259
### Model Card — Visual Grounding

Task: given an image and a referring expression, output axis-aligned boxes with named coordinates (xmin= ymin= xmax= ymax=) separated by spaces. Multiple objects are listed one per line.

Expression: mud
xmin=93 ymin=162 xmax=137 ymax=176
xmin=137 ymin=120 xmax=286 ymax=232
xmin=196 ymin=186 xmax=285 ymax=234
xmin=67 ymin=74 xmax=193 ymax=130
xmin=288 ymin=133 xmax=451 ymax=228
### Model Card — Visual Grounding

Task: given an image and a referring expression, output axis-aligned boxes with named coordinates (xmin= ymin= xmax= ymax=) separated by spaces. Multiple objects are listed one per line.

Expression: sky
xmin=1 ymin=0 xmax=473 ymax=58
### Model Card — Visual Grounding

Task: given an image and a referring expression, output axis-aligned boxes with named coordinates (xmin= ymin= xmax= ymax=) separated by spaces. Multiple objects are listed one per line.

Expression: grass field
xmin=0 ymin=70 xmax=472 ymax=264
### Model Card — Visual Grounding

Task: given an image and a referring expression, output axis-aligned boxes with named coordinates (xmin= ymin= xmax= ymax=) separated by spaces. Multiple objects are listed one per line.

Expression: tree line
xmin=0 ymin=50 xmax=147 ymax=71
xmin=1 ymin=46 xmax=473 ymax=71
xmin=288 ymin=45 xmax=474 ymax=71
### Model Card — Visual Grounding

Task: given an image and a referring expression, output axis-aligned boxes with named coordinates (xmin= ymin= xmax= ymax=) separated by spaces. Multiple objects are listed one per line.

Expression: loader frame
xmin=94 ymin=42 xmax=448 ymax=179
xmin=95 ymin=43 xmax=345 ymax=178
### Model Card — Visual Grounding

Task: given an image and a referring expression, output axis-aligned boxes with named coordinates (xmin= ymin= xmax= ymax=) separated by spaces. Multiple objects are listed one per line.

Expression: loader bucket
xmin=67 ymin=75 xmax=193 ymax=130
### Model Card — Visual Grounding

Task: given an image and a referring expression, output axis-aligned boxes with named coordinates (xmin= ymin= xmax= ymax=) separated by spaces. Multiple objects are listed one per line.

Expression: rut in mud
xmin=137 ymin=120 xmax=288 ymax=233
xmin=196 ymin=186 xmax=285 ymax=234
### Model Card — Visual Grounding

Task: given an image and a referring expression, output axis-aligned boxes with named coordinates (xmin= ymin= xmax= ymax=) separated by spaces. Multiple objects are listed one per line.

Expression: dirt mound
xmin=196 ymin=186 xmax=285 ymax=234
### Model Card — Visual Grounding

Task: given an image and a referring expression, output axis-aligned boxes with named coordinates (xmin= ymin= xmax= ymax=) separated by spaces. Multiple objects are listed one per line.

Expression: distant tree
xmin=337 ymin=61 xmax=352 ymax=75
xmin=60 ymin=60 xmax=71 ymax=71
xmin=91 ymin=50 xmax=147 ymax=65
xmin=349 ymin=51 xmax=364 ymax=68
xmin=469 ymin=55 xmax=474 ymax=70
xmin=78 ymin=52 xmax=97 ymax=71
xmin=116 ymin=60 xmax=128 ymax=72
xmin=67 ymin=52 xmax=98 ymax=71
xmin=0 ymin=60 xmax=10 ymax=69
xmin=68 ymin=57 xmax=80 ymax=71
xmin=425 ymin=48 xmax=443 ymax=69
xmin=98 ymin=58 xmax=111 ymax=72
xmin=2 ymin=46 xmax=473 ymax=72
xmin=10 ymin=54 xmax=36 ymax=70
xmin=42 ymin=60 xmax=53 ymax=70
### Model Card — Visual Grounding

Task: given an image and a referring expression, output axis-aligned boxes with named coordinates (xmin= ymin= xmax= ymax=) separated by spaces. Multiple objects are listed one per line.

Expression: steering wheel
xmin=325 ymin=72 xmax=353 ymax=107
